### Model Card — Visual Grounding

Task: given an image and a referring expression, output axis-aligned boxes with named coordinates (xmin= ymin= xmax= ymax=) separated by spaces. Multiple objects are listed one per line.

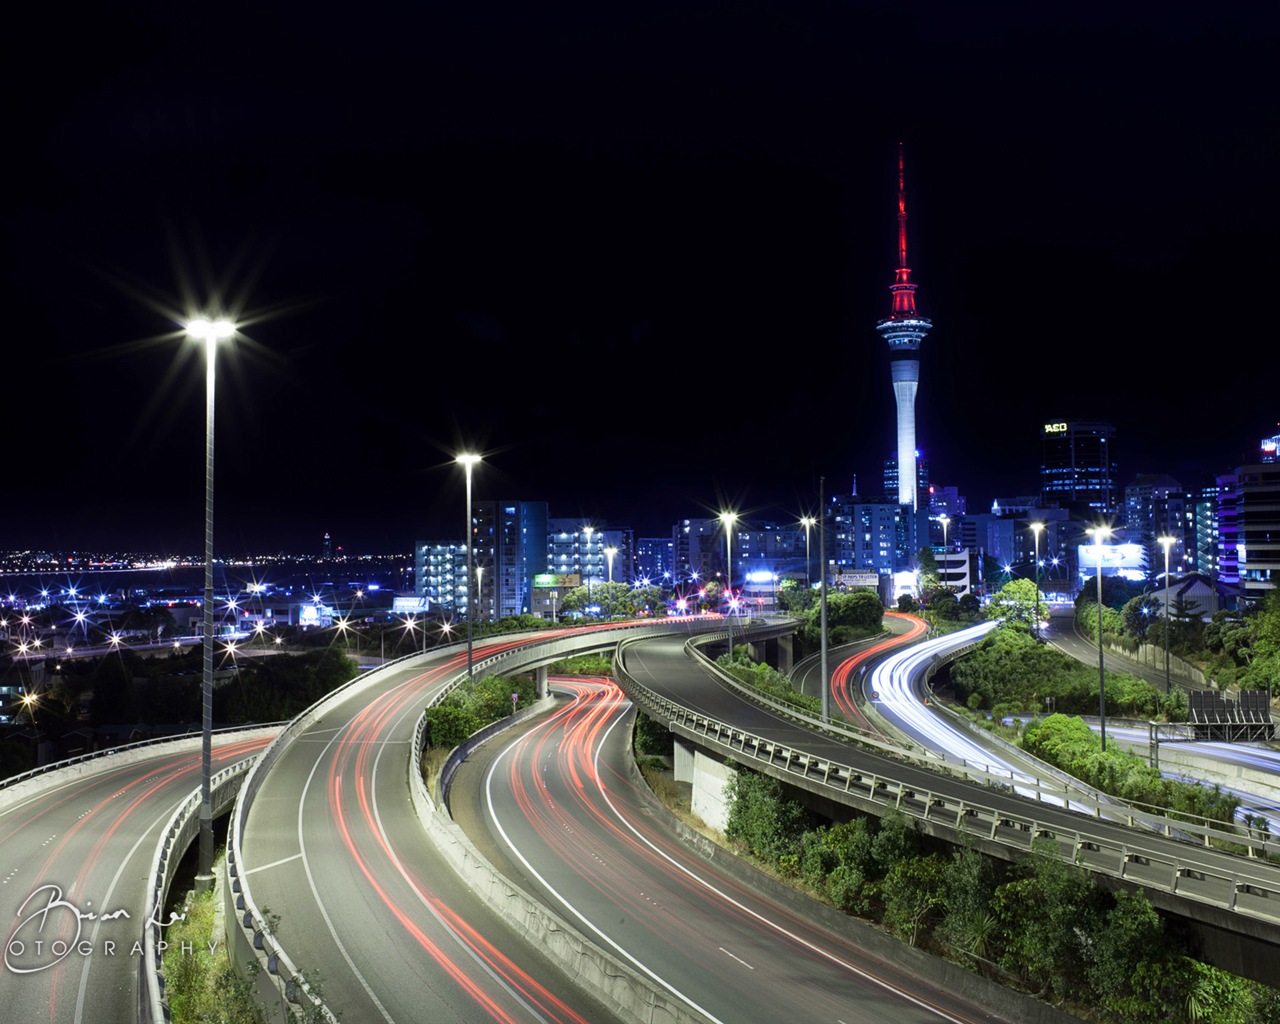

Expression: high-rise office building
xmin=414 ymin=543 xmax=467 ymax=614
xmin=1191 ymin=485 xmax=1220 ymax=578
xmin=1217 ymin=464 xmax=1280 ymax=603
xmin=882 ymin=453 xmax=929 ymax=512
xmin=1123 ymin=474 xmax=1188 ymax=574
xmin=472 ymin=500 xmax=549 ymax=618
xmin=875 ymin=144 xmax=932 ymax=513
xmin=417 ymin=501 xmax=549 ymax=621
xmin=827 ymin=496 xmax=906 ymax=577
xmin=547 ymin=520 xmax=632 ymax=587
xmin=1040 ymin=419 xmax=1118 ymax=515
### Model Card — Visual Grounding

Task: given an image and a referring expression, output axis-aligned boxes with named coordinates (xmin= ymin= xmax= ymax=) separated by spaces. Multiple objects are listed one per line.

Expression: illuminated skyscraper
xmin=1040 ymin=419 xmax=1117 ymax=514
xmin=875 ymin=144 xmax=931 ymax=511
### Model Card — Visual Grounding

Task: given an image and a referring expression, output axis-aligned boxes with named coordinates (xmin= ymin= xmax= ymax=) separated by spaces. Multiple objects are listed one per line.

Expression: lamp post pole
xmin=1088 ymin=525 xmax=1112 ymax=751
xmin=582 ymin=525 xmax=594 ymax=612
xmin=818 ymin=478 xmax=829 ymax=724
xmin=604 ymin=546 xmax=617 ymax=619
xmin=719 ymin=511 xmax=737 ymax=658
xmin=1159 ymin=535 xmax=1176 ymax=694
xmin=800 ymin=515 xmax=816 ymax=591
xmin=1030 ymin=522 xmax=1044 ymax=637
xmin=938 ymin=513 xmax=951 ymax=592
xmin=456 ymin=454 xmax=481 ymax=679
xmin=188 ymin=315 xmax=234 ymax=888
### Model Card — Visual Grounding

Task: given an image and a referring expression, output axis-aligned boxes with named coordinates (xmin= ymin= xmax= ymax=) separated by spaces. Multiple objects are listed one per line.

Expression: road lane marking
xmin=243 ymin=852 xmax=303 ymax=875
xmin=719 ymin=947 xmax=754 ymax=970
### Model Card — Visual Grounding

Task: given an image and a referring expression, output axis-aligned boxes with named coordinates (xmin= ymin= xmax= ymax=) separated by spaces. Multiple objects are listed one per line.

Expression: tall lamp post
xmin=719 ymin=511 xmax=738 ymax=657
xmin=456 ymin=453 xmax=481 ymax=679
xmin=1158 ymin=535 xmax=1176 ymax=694
xmin=1029 ymin=522 xmax=1044 ymax=636
xmin=800 ymin=515 xmax=816 ymax=591
xmin=1087 ymin=525 xmax=1112 ymax=750
xmin=188 ymin=315 xmax=234 ymax=888
xmin=582 ymin=525 xmax=595 ymax=611
xmin=938 ymin=513 xmax=951 ymax=591
xmin=604 ymin=546 xmax=617 ymax=619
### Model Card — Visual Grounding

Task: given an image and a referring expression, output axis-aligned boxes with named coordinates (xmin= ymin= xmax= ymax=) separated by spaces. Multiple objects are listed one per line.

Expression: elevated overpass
xmin=613 ymin=621 xmax=1280 ymax=987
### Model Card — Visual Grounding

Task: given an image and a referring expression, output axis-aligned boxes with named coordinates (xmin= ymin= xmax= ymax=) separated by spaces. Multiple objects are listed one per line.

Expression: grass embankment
xmin=161 ymin=862 xmax=258 ymax=1023
xmin=947 ymin=627 xmax=1240 ymax=824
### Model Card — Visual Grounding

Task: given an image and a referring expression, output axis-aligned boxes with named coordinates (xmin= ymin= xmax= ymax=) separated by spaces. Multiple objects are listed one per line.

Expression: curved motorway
xmin=237 ymin=627 xmax=670 ymax=1024
xmin=0 ymin=730 xmax=275 ymax=1024
xmin=453 ymin=675 xmax=1011 ymax=1024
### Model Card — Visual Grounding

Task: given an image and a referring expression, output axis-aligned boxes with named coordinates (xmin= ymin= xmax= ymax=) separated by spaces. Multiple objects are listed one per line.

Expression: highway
xmin=614 ymin=626 xmax=1280 ymax=975
xmin=453 ymin=674 xmax=1020 ymax=1024
xmin=236 ymin=624 xmax=704 ymax=1024
xmin=1039 ymin=609 xmax=1280 ymax=828
xmin=13 ymin=609 xmax=1276 ymax=1023
xmin=0 ymin=729 xmax=275 ymax=1024
xmin=790 ymin=611 xmax=927 ymax=735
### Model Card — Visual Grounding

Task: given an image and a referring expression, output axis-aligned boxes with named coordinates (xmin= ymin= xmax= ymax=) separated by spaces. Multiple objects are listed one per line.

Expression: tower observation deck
xmin=875 ymin=144 xmax=932 ymax=511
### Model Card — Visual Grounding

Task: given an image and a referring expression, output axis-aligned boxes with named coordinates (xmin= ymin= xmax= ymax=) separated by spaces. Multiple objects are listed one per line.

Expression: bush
xmin=950 ymin=627 xmax=1160 ymax=717
xmin=1023 ymin=715 xmax=1239 ymax=824
xmin=724 ymin=767 xmax=810 ymax=862
xmin=634 ymin=712 xmax=674 ymax=756
xmin=717 ymin=654 xmax=822 ymax=716
xmin=422 ymin=673 xmax=537 ymax=748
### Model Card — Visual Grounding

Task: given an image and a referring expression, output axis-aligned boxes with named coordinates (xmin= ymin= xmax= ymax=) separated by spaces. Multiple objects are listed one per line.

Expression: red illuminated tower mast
xmin=875 ymin=143 xmax=932 ymax=511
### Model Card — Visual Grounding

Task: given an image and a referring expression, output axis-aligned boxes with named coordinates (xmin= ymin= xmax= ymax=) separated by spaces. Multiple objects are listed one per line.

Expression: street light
xmin=800 ymin=515 xmax=816 ymax=591
xmin=604 ymin=546 xmax=618 ymax=619
xmin=1158 ymin=534 xmax=1176 ymax=694
xmin=719 ymin=511 xmax=738 ymax=657
xmin=1029 ymin=522 xmax=1045 ymax=636
xmin=582 ymin=525 xmax=595 ymax=608
xmin=455 ymin=453 xmax=481 ymax=679
xmin=1086 ymin=525 xmax=1112 ymax=751
xmin=938 ymin=513 xmax=951 ymax=592
xmin=187 ymin=313 xmax=234 ymax=888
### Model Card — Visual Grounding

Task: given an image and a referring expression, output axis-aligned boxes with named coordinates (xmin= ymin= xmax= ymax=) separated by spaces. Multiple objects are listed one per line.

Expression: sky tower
xmin=875 ymin=143 xmax=932 ymax=510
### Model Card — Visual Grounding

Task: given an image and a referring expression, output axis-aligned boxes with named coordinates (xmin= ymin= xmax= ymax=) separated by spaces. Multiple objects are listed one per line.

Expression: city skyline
xmin=4 ymin=3 xmax=1277 ymax=553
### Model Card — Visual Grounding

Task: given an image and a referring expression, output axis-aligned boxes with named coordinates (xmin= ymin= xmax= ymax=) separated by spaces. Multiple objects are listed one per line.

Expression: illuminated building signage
xmin=533 ymin=574 xmax=579 ymax=588
xmin=1043 ymin=422 xmax=1068 ymax=434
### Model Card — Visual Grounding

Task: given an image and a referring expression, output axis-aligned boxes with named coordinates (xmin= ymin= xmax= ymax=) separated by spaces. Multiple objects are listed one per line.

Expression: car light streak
xmin=0 ymin=734 xmax=272 ymax=1021
xmin=828 ymin=612 xmax=927 ymax=730
xmin=485 ymin=678 xmax=987 ymax=1024
xmin=863 ymin=623 xmax=1083 ymax=807
xmin=283 ymin=628 xmax=635 ymax=1023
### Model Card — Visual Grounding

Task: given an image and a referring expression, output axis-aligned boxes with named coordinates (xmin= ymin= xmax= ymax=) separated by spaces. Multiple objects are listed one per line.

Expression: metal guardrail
xmin=612 ymin=629 xmax=1280 ymax=927
xmin=227 ymin=618 xmax=728 ymax=1024
xmin=140 ymin=757 xmax=259 ymax=1024
xmin=222 ymin=648 xmax=432 ymax=1024
xmin=685 ymin=627 xmax=1280 ymax=854
xmin=0 ymin=724 xmax=281 ymax=799
xmin=679 ymin=629 xmax=1117 ymax=814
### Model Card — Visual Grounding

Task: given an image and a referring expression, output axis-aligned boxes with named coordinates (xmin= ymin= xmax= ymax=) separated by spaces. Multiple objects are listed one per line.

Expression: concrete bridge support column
xmin=536 ymin=665 xmax=549 ymax=699
xmin=747 ymin=636 xmax=794 ymax=674
xmin=673 ymin=737 xmax=695 ymax=783
xmin=778 ymin=633 xmax=794 ymax=674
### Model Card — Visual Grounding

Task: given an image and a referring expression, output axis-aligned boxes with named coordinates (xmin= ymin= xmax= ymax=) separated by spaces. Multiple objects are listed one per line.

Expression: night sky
xmin=4 ymin=3 xmax=1277 ymax=554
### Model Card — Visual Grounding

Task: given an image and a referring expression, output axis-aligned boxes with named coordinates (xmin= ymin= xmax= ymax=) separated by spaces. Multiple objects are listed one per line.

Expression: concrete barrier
xmin=420 ymin=706 xmax=713 ymax=1024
